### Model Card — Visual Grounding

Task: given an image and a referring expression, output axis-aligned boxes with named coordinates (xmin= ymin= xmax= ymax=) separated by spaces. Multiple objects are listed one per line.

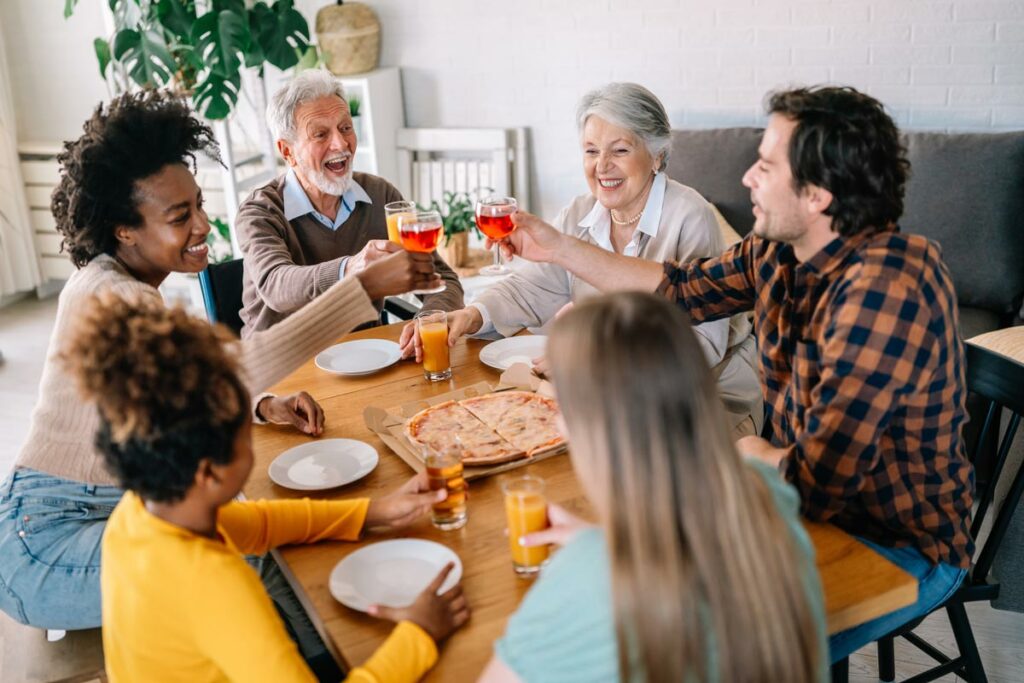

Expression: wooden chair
xmin=833 ymin=329 xmax=1024 ymax=683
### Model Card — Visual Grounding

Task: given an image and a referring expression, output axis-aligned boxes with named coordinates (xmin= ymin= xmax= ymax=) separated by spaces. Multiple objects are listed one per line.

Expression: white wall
xmin=1 ymin=0 xmax=1020 ymax=220
xmin=0 ymin=0 xmax=109 ymax=144
xmin=297 ymin=0 xmax=1024 ymax=219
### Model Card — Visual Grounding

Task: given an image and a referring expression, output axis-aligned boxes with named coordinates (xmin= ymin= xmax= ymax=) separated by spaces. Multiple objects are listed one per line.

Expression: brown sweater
xmin=236 ymin=172 xmax=464 ymax=337
xmin=15 ymin=255 xmax=377 ymax=485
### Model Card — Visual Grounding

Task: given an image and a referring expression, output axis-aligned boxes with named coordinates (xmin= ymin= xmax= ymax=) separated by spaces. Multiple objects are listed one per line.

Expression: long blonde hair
xmin=548 ymin=292 xmax=821 ymax=683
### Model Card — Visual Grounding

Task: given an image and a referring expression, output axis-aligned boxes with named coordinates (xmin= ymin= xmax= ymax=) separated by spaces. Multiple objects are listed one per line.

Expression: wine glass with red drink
xmin=397 ymin=209 xmax=446 ymax=295
xmin=475 ymin=195 xmax=517 ymax=276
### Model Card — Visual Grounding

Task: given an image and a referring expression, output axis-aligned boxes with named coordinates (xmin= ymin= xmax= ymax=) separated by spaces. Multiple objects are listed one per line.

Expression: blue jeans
xmin=828 ymin=537 xmax=968 ymax=662
xmin=0 ymin=468 xmax=336 ymax=675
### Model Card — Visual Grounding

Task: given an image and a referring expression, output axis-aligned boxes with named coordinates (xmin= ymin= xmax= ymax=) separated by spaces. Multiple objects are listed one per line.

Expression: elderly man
xmin=237 ymin=70 xmax=463 ymax=337
xmin=500 ymin=86 xmax=974 ymax=663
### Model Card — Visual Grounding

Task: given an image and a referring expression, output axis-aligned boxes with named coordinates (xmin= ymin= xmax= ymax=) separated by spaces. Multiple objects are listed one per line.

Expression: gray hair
xmin=267 ymin=69 xmax=347 ymax=143
xmin=576 ymin=83 xmax=671 ymax=172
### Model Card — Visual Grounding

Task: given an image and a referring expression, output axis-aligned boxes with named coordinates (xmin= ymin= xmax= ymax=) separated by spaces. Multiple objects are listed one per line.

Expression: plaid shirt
xmin=659 ymin=228 xmax=974 ymax=568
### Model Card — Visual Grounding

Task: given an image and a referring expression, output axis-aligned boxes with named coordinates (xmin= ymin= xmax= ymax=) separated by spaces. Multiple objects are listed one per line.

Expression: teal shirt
xmin=495 ymin=459 xmax=829 ymax=682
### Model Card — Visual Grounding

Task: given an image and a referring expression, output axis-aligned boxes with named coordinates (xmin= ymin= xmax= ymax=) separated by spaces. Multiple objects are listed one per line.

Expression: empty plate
xmin=315 ymin=340 xmax=402 ymax=376
xmin=329 ymin=539 xmax=462 ymax=612
xmin=268 ymin=439 xmax=379 ymax=491
xmin=479 ymin=335 xmax=548 ymax=371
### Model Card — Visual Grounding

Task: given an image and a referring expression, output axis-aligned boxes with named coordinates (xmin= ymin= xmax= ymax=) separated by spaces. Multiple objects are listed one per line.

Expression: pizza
xmin=406 ymin=391 xmax=565 ymax=465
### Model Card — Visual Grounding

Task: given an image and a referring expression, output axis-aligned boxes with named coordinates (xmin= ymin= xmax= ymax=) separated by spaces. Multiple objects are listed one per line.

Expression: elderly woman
xmin=423 ymin=83 xmax=761 ymax=436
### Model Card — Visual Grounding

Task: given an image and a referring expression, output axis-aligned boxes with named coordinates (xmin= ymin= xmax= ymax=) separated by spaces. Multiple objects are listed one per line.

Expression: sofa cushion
xmin=959 ymin=306 xmax=1003 ymax=340
xmin=901 ymin=131 xmax=1024 ymax=316
xmin=667 ymin=128 xmax=761 ymax=237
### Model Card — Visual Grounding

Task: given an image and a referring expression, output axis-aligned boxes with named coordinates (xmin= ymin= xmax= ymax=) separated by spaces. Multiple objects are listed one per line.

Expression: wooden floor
xmin=2 ymin=294 xmax=1023 ymax=682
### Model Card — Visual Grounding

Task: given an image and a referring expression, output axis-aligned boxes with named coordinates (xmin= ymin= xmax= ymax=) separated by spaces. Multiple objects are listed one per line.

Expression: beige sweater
xmin=15 ymin=254 xmax=377 ymax=485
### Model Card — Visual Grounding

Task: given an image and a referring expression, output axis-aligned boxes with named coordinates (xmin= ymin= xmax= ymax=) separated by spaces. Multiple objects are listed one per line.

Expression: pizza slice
xmin=460 ymin=391 xmax=534 ymax=429
xmin=405 ymin=400 xmax=524 ymax=465
xmin=493 ymin=395 xmax=565 ymax=456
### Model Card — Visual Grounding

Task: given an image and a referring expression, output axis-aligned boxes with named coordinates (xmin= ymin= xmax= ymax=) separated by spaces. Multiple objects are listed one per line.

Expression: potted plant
xmin=422 ymin=191 xmax=481 ymax=268
xmin=347 ymin=95 xmax=362 ymax=139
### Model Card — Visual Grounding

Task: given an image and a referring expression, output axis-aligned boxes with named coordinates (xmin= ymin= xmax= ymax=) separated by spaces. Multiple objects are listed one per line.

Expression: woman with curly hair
xmin=0 ymin=90 xmax=435 ymax=635
xmin=61 ymin=291 xmax=466 ymax=681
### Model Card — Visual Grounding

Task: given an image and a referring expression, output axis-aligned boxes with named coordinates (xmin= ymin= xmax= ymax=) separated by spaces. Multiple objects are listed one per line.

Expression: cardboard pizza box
xmin=363 ymin=363 xmax=565 ymax=481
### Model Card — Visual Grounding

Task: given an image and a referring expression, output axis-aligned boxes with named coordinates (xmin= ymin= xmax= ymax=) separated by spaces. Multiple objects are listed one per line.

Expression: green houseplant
xmin=421 ymin=190 xmax=483 ymax=268
xmin=64 ymin=0 xmax=318 ymax=120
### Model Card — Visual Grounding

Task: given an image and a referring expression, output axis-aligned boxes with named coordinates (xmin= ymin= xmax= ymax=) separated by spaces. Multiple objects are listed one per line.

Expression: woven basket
xmin=316 ymin=2 xmax=380 ymax=76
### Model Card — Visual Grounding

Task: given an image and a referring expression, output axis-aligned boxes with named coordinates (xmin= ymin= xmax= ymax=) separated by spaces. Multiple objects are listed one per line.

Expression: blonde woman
xmin=479 ymin=292 xmax=827 ymax=683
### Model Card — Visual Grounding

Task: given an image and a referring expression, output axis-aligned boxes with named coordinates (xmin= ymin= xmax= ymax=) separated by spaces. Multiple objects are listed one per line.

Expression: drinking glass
xmin=502 ymin=475 xmax=549 ymax=576
xmin=415 ymin=309 xmax=451 ymax=381
xmin=398 ymin=209 xmax=446 ymax=294
xmin=475 ymin=196 xmax=517 ymax=276
xmin=425 ymin=445 xmax=467 ymax=530
xmin=384 ymin=200 xmax=416 ymax=244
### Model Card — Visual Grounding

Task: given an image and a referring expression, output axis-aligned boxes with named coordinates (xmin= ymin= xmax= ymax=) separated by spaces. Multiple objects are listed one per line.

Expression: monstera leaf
xmin=191 ymin=9 xmax=250 ymax=78
xmin=251 ymin=0 xmax=309 ymax=71
xmin=192 ymin=69 xmax=241 ymax=120
xmin=93 ymin=38 xmax=112 ymax=78
xmin=113 ymin=28 xmax=176 ymax=87
xmin=155 ymin=0 xmax=197 ymax=42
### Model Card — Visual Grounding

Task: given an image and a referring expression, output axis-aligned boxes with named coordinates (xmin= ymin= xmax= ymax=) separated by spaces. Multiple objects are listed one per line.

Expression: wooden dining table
xmin=243 ymin=322 xmax=919 ymax=681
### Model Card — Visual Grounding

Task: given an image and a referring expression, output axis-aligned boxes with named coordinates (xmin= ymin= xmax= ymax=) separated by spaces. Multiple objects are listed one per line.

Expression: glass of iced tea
xmin=502 ymin=475 xmax=549 ymax=576
xmin=425 ymin=445 xmax=467 ymax=530
xmin=398 ymin=209 xmax=446 ymax=294
xmin=415 ymin=309 xmax=451 ymax=381
xmin=476 ymin=196 xmax=517 ymax=276
xmin=385 ymin=200 xmax=417 ymax=244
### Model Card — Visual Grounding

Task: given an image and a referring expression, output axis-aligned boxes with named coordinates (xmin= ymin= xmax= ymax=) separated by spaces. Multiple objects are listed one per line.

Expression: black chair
xmin=198 ymin=258 xmax=245 ymax=337
xmin=380 ymin=296 xmax=420 ymax=324
xmin=832 ymin=338 xmax=1024 ymax=683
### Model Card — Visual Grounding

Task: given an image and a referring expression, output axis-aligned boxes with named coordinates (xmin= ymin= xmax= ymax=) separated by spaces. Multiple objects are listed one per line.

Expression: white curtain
xmin=0 ymin=23 xmax=42 ymax=297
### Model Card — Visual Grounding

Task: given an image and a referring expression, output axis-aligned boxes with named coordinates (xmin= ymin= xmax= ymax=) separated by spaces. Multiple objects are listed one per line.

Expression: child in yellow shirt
xmin=62 ymin=291 xmax=469 ymax=682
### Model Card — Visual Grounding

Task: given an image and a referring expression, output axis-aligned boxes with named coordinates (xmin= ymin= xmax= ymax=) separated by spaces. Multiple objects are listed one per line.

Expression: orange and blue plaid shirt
xmin=659 ymin=228 xmax=974 ymax=568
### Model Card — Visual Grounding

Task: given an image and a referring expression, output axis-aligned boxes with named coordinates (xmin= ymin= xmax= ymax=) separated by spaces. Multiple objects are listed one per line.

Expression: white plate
xmin=268 ymin=439 xmax=378 ymax=491
xmin=315 ymin=340 xmax=402 ymax=376
xmin=479 ymin=335 xmax=548 ymax=371
xmin=329 ymin=540 xmax=462 ymax=612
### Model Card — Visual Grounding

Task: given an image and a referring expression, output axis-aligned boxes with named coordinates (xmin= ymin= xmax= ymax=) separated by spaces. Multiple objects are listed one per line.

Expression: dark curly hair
xmin=52 ymin=89 xmax=221 ymax=268
xmin=767 ymin=86 xmax=910 ymax=237
xmin=60 ymin=291 xmax=247 ymax=503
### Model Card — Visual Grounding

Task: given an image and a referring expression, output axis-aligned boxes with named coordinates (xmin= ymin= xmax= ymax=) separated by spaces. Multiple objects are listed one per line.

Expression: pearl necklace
xmin=610 ymin=209 xmax=644 ymax=226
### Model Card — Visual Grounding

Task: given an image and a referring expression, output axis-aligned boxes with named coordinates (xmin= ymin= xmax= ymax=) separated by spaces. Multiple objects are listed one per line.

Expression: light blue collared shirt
xmin=282 ymin=168 xmax=373 ymax=277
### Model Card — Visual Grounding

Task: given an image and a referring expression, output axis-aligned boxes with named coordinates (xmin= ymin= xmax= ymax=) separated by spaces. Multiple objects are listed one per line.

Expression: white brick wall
xmin=295 ymin=0 xmax=1024 ymax=218
xmin=2 ymin=0 xmax=1019 ymax=222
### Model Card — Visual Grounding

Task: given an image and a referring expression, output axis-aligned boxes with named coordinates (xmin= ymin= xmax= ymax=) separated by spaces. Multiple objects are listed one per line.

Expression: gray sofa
xmin=665 ymin=128 xmax=1024 ymax=339
xmin=665 ymin=126 xmax=1024 ymax=613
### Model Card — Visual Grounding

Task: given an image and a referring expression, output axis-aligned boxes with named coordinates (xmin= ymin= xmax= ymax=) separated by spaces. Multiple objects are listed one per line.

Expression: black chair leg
xmin=878 ymin=635 xmax=896 ymax=681
xmin=946 ymin=602 xmax=986 ymax=683
xmin=831 ymin=656 xmax=849 ymax=683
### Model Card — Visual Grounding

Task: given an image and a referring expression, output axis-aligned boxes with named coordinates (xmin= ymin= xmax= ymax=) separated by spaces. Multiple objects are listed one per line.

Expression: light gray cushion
xmin=666 ymin=128 xmax=761 ymax=237
xmin=902 ymin=131 xmax=1024 ymax=316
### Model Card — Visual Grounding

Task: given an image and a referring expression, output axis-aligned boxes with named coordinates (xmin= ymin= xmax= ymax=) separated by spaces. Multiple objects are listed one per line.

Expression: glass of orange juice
xmin=385 ymin=200 xmax=416 ymax=244
xmin=424 ymin=445 xmax=467 ymax=530
xmin=502 ymin=475 xmax=549 ymax=576
xmin=415 ymin=309 xmax=451 ymax=381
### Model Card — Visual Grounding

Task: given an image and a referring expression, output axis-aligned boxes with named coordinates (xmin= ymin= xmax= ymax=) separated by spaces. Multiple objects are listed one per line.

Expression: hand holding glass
xmin=476 ymin=196 xmax=517 ymax=276
xmin=398 ymin=210 xmax=446 ymax=295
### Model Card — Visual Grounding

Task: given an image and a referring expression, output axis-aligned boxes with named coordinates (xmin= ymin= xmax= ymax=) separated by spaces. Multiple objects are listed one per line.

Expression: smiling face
xmin=582 ymin=115 xmax=658 ymax=216
xmin=114 ymin=163 xmax=210 ymax=285
xmin=741 ymin=114 xmax=809 ymax=244
xmin=279 ymin=95 xmax=356 ymax=196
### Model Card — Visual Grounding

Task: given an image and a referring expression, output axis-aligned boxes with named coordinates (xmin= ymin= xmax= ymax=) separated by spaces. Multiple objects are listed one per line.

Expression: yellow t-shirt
xmin=102 ymin=493 xmax=438 ymax=682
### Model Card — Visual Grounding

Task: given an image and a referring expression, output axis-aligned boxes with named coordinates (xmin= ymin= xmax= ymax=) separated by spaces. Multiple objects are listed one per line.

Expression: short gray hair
xmin=267 ymin=69 xmax=347 ymax=143
xmin=576 ymin=83 xmax=672 ymax=172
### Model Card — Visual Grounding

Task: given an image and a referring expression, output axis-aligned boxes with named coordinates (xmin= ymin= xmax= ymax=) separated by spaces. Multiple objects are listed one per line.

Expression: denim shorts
xmin=0 ymin=468 xmax=123 ymax=629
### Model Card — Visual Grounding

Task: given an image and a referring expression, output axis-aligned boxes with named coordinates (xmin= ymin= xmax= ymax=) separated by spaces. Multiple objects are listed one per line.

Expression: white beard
xmin=298 ymin=153 xmax=353 ymax=196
